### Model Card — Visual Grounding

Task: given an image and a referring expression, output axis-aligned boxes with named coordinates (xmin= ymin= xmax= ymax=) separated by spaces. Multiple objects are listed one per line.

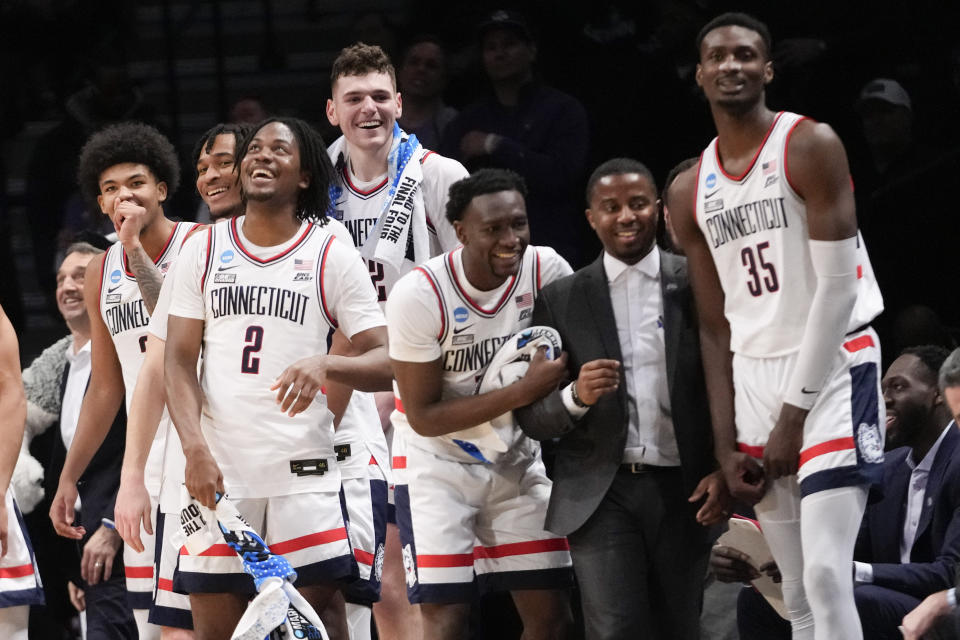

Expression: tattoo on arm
xmin=127 ymin=246 xmax=163 ymax=314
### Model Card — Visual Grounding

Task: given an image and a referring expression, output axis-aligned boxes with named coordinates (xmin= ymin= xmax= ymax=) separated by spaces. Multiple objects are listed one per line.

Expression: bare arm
xmin=125 ymin=246 xmax=164 ymax=315
xmin=51 ymin=256 xmax=127 ymax=539
xmin=671 ymin=167 xmax=765 ymax=504
xmin=393 ymin=348 xmax=567 ymax=438
xmin=164 ymin=314 xmax=221 ymax=509
xmin=0 ymin=305 xmax=26 ymax=557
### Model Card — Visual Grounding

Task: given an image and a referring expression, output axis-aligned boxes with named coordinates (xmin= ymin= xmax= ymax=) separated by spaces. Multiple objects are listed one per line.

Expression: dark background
xmin=3 ymin=0 xmax=959 ymax=364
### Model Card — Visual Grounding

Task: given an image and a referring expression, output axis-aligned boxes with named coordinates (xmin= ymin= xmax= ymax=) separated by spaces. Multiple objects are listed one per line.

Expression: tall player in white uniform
xmin=49 ymin=122 xmax=193 ymax=639
xmin=0 ymin=303 xmax=44 ymax=640
xmin=670 ymin=13 xmax=885 ymax=640
xmin=324 ymin=42 xmax=467 ymax=640
xmin=387 ymin=169 xmax=574 ymax=640
xmin=164 ymin=117 xmax=392 ymax=640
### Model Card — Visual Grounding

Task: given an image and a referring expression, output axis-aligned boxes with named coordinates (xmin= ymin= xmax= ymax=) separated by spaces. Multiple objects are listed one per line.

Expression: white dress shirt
xmin=61 ymin=339 xmax=91 ymax=512
xmin=562 ymin=250 xmax=680 ymax=466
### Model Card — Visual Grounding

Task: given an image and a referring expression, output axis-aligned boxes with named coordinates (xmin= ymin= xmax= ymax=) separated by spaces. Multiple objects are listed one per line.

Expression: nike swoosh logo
xmin=217 ymin=264 xmax=238 ymax=271
xmin=703 ymin=188 xmax=721 ymax=199
xmin=107 ymin=285 xmax=121 ymax=293
xmin=453 ymin=324 xmax=474 ymax=335
xmin=801 ymin=387 xmax=819 ymax=394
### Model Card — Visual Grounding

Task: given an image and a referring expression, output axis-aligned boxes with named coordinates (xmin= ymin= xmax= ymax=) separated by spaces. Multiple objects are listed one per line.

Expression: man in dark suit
xmin=518 ymin=158 xmax=727 ymax=639
xmin=728 ymin=345 xmax=960 ymax=640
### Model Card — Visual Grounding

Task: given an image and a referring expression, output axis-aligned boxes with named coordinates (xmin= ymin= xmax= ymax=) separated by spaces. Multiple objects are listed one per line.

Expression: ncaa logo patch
xmin=110 ymin=269 xmax=122 ymax=284
xmin=705 ymin=173 xmax=717 ymax=189
xmin=220 ymin=249 xmax=235 ymax=264
xmin=453 ymin=306 xmax=469 ymax=323
xmin=857 ymin=422 xmax=883 ymax=463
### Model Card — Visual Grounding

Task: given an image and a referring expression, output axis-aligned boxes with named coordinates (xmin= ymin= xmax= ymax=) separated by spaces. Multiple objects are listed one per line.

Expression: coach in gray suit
xmin=519 ymin=158 xmax=727 ymax=639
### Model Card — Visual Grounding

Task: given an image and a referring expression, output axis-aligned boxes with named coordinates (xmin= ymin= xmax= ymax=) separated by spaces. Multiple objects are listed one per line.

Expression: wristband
xmin=570 ymin=381 xmax=590 ymax=408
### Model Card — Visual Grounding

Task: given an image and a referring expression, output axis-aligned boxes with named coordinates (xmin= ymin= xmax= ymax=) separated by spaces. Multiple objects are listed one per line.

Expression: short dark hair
xmin=585 ymin=158 xmax=656 ymax=204
xmin=76 ymin=121 xmax=181 ymax=209
xmin=399 ymin=34 xmax=447 ymax=68
xmin=235 ymin=117 xmax=335 ymax=224
xmin=331 ymin=42 xmax=396 ymax=89
xmin=901 ymin=345 xmax=952 ymax=386
xmin=663 ymin=157 xmax=700 ymax=207
xmin=445 ymin=169 xmax=527 ymax=223
xmin=939 ymin=348 xmax=960 ymax=391
xmin=696 ymin=12 xmax=772 ymax=59
xmin=191 ymin=123 xmax=253 ymax=167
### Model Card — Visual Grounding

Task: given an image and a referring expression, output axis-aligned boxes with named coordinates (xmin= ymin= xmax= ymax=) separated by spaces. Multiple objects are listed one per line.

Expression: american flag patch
xmin=515 ymin=292 xmax=533 ymax=308
xmin=294 ymin=258 xmax=314 ymax=271
xmin=763 ymin=160 xmax=776 ymax=175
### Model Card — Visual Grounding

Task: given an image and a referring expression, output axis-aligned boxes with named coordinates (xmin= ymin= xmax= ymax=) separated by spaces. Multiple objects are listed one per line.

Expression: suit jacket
xmin=520 ymin=249 xmax=715 ymax=536
xmin=45 ymin=360 xmax=127 ymax=542
xmin=854 ymin=423 xmax=960 ymax=599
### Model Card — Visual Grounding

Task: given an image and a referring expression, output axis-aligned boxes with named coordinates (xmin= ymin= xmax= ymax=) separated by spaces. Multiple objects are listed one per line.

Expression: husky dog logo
xmin=402 ymin=544 xmax=417 ymax=587
xmin=857 ymin=422 xmax=883 ymax=463
xmin=374 ymin=542 xmax=386 ymax=582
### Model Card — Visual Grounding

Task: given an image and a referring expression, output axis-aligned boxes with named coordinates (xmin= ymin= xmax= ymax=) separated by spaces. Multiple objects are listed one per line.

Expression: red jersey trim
xmin=0 ymin=563 xmax=35 ymax=579
xmin=843 ymin=335 xmax=875 ymax=353
xmin=473 ymin=538 xmax=570 ymax=559
xmin=692 ymin=151 xmax=705 ymax=226
xmin=229 ymin=216 xmax=314 ymax=265
xmin=122 ymin=220 xmax=181 ymax=277
xmin=414 ymin=266 xmax=447 ymax=340
xmin=199 ymin=227 xmax=215 ymax=294
xmin=342 ymin=165 xmax=389 ymax=197
xmin=270 ymin=528 xmax=348 ymax=554
xmin=317 ymin=236 xmax=338 ymax=329
xmin=124 ymin=565 xmax=154 ymax=579
xmin=97 ymin=251 xmax=109 ymax=306
xmin=715 ymin=111 xmax=784 ymax=182
xmin=799 ymin=437 xmax=855 ymax=468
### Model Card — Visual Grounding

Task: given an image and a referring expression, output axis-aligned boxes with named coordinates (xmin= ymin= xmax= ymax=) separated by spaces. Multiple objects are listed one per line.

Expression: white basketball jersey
xmin=99 ymin=220 xmax=196 ymax=494
xmin=194 ymin=217 xmax=380 ymax=498
xmin=695 ymin=111 xmax=883 ymax=357
xmin=391 ymin=245 xmax=571 ymax=463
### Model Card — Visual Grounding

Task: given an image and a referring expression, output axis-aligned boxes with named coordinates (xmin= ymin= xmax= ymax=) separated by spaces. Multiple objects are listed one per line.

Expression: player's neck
xmin=347 ymin=141 xmax=390 ymax=182
xmin=241 ymin=201 xmax=302 ymax=246
xmin=138 ymin=213 xmax=177 ymax=259
xmin=712 ymin=102 xmax=777 ymax=171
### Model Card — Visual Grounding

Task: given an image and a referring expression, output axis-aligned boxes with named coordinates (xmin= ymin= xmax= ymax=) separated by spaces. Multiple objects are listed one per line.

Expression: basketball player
xmin=669 ymin=13 xmax=885 ymax=640
xmin=164 ymin=116 xmax=391 ymax=640
xmin=386 ymin=169 xmax=574 ymax=640
xmin=49 ymin=121 xmax=194 ymax=639
xmin=325 ymin=42 xmax=468 ymax=639
xmin=0 ymin=303 xmax=44 ymax=640
xmin=113 ymin=123 xmax=250 ymax=636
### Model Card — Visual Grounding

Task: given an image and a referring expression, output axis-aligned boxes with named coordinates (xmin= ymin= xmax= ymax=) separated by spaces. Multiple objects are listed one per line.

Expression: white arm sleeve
xmin=783 ymin=236 xmax=860 ymax=409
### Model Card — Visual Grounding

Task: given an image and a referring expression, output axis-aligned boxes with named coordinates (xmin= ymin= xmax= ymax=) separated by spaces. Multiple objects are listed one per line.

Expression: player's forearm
xmin=126 ymin=245 xmax=163 ymax=315
xmin=122 ymin=356 xmax=166 ymax=476
xmin=699 ymin=324 xmax=739 ymax=461
xmin=164 ymin=362 xmax=207 ymax=456
xmin=61 ymin=385 xmax=125 ymax=484
xmin=0 ymin=383 xmax=26 ymax=494
xmin=405 ymin=383 xmax=529 ymax=437
xmin=324 ymin=347 xmax=393 ymax=392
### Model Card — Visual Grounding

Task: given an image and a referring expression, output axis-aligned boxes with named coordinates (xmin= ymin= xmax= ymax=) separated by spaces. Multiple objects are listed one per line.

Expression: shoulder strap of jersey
xmin=200 ymin=226 xmax=216 ymax=294
xmin=413 ymin=264 xmax=449 ymax=343
xmin=316 ymin=234 xmax=339 ymax=329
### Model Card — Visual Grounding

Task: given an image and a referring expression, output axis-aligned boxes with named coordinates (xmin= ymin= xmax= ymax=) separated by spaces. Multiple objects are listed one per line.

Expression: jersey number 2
xmin=368 ymin=260 xmax=387 ymax=302
xmin=241 ymin=325 xmax=264 ymax=374
xmin=741 ymin=241 xmax=780 ymax=296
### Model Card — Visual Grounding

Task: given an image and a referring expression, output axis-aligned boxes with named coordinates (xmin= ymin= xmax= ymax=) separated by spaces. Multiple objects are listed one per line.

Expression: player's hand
xmin=763 ymin=403 xmax=808 ymax=480
xmin=710 ymin=545 xmax=760 ymax=583
xmin=114 ymin=199 xmax=148 ymax=250
xmin=115 ymin=474 xmax=154 ymax=553
xmin=67 ymin=581 xmax=86 ymax=612
xmin=759 ymin=560 xmax=782 ymax=583
xmin=720 ymin=451 xmax=766 ymax=505
xmin=184 ymin=445 xmax=224 ymax=510
xmin=901 ymin=589 xmax=952 ymax=640
xmin=80 ymin=524 xmax=122 ymax=586
xmin=574 ymin=359 xmax=620 ymax=406
xmin=516 ymin=347 xmax=568 ymax=405
xmin=690 ymin=469 xmax=731 ymax=525
xmin=49 ymin=479 xmax=85 ymax=540
xmin=272 ymin=355 xmax=329 ymax=417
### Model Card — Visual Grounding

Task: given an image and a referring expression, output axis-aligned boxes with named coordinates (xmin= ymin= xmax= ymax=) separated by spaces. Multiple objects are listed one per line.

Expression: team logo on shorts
xmin=110 ymin=269 xmax=122 ymax=284
xmin=402 ymin=543 xmax=417 ymax=587
xmin=374 ymin=542 xmax=385 ymax=582
xmin=453 ymin=307 xmax=469 ymax=323
xmin=220 ymin=249 xmax=235 ymax=264
xmin=705 ymin=173 xmax=717 ymax=189
xmin=856 ymin=422 xmax=883 ymax=463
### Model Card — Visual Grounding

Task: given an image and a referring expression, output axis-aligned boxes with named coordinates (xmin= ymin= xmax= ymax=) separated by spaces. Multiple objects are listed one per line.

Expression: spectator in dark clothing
xmin=440 ymin=9 xmax=589 ymax=267
xmin=397 ymin=35 xmax=458 ymax=151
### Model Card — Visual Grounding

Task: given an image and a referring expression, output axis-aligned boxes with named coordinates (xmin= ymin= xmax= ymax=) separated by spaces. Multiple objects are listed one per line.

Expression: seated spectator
xmin=440 ymin=9 xmax=589 ymax=266
xmin=397 ymin=35 xmax=458 ymax=151
xmin=715 ymin=345 xmax=960 ymax=639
